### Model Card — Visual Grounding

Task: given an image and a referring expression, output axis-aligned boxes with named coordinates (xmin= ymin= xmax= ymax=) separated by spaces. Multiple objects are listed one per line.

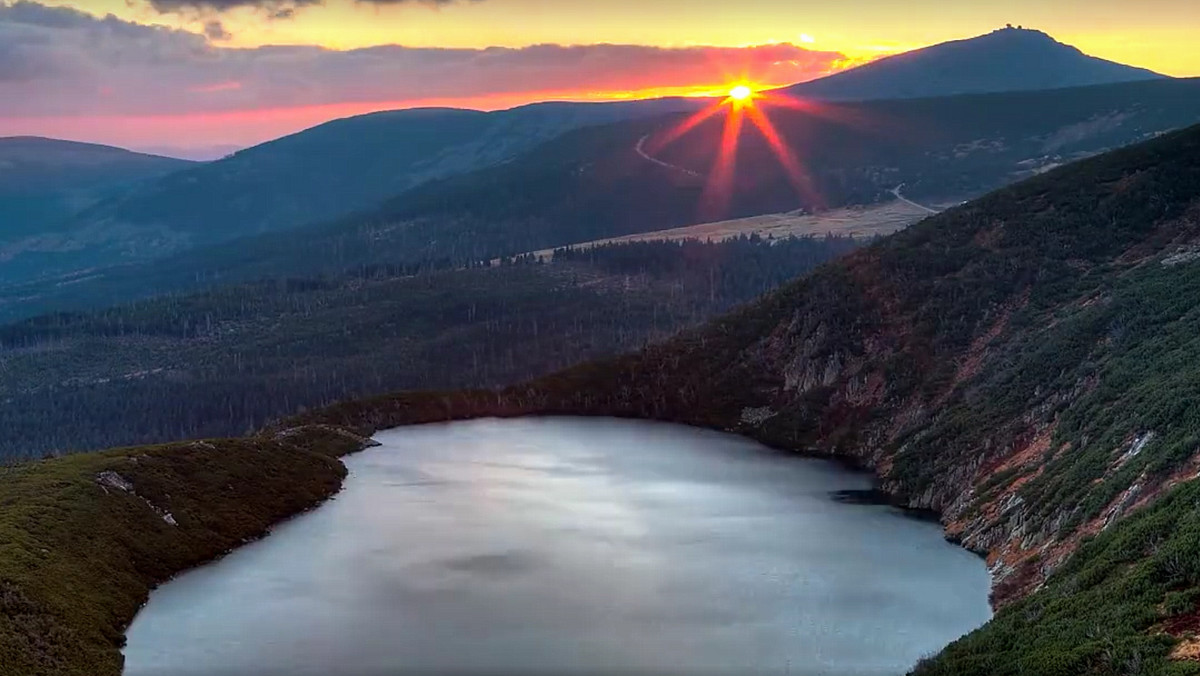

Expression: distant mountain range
xmin=4 ymin=76 xmax=1197 ymax=324
xmin=0 ymin=27 xmax=1185 ymax=301
xmin=788 ymin=27 xmax=1163 ymax=101
xmin=0 ymin=99 xmax=701 ymax=286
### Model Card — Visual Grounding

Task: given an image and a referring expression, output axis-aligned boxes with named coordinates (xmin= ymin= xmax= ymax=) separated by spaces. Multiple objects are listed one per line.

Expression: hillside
xmin=0 ymin=100 xmax=700 ymax=288
xmin=283 ymin=124 xmax=1200 ymax=673
xmin=4 ymin=77 xmax=1198 ymax=324
xmin=0 ymin=137 xmax=192 ymax=255
xmin=0 ymin=425 xmax=370 ymax=676
xmin=788 ymin=27 xmax=1164 ymax=101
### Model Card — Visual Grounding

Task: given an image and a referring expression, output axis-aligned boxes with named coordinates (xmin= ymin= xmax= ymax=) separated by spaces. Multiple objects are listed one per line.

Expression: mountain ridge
xmin=789 ymin=26 xmax=1165 ymax=102
xmin=4 ymin=77 xmax=1196 ymax=325
xmin=0 ymin=98 xmax=704 ymax=288
xmin=0 ymin=28 xmax=1171 ymax=292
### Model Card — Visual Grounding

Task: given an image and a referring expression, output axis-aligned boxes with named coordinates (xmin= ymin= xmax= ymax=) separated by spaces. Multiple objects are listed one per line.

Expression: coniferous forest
xmin=0 ymin=235 xmax=859 ymax=460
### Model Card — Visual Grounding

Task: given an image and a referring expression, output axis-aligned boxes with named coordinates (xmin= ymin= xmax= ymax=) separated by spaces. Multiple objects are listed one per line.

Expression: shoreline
xmin=0 ymin=412 xmax=995 ymax=676
xmin=121 ymin=417 xmax=992 ymax=676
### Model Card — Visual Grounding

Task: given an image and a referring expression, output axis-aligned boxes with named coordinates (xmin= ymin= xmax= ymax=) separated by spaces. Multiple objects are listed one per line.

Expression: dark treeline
xmin=0 ymin=234 xmax=858 ymax=460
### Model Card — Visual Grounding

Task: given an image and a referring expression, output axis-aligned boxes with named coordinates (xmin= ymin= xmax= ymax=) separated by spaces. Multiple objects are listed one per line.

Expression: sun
xmin=728 ymin=85 xmax=753 ymax=102
xmin=646 ymin=79 xmax=833 ymax=220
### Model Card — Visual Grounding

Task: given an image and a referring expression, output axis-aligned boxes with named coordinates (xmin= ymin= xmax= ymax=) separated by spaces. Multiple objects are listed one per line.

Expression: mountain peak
xmin=977 ymin=25 xmax=1079 ymax=52
xmin=788 ymin=28 xmax=1163 ymax=102
xmin=989 ymin=25 xmax=1054 ymax=38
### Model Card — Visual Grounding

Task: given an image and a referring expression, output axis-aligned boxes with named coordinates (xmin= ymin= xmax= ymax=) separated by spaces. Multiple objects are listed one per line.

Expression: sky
xmin=2 ymin=0 xmax=1198 ymax=158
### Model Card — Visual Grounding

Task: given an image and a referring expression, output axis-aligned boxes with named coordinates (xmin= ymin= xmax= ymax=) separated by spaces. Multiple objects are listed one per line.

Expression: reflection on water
xmin=124 ymin=418 xmax=991 ymax=676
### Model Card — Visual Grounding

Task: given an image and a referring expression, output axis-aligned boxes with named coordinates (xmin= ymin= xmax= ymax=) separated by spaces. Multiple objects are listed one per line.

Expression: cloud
xmin=0 ymin=1 xmax=213 ymax=91
xmin=357 ymin=0 xmax=484 ymax=4
xmin=142 ymin=0 xmax=484 ymax=16
xmin=1 ymin=0 xmax=94 ymax=27
xmin=203 ymin=19 xmax=231 ymax=39
xmin=0 ymin=2 xmax=851 ymax=148
xmin=145 ymin=0 xmax=321 ymax=17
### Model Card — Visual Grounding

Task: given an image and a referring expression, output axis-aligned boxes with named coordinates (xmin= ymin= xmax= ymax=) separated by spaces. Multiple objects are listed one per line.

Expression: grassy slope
xmin=282 ymin=125 xmax=1200 ymax=674
xmin=0 ymin=427 xmax=367 ymax=676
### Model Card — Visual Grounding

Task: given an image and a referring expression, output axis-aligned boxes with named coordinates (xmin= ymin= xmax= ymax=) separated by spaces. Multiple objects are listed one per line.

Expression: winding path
xmin=635 ymin=134 xmax=702 ymax=178
xmin=891 ymin=184 xmax=940 ymax=215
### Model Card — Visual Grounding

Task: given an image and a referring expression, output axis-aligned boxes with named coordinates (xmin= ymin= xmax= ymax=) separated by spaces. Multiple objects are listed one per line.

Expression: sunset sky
xmin=3 ymin=0 xmax=1198 ymax=158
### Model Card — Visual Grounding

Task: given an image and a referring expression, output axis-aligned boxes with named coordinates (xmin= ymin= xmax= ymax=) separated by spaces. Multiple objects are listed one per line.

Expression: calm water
xmin=124 ymin=418 xmax=991 ymax=676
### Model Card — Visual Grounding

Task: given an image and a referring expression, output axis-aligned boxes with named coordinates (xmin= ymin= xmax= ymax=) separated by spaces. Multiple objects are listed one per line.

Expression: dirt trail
xmin=890 ymin=184 xmax=940 ymax=214
xmin=635 ymin=135 xmax=702 ymax=178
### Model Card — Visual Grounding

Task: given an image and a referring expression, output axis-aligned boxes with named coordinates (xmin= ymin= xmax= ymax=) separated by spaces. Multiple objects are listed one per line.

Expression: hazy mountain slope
xmin=288 ymin=124 xmax=1200 ymax=673
xmin=788 ymin=27 xmax=1164 ymax=101
xmin=0 ymin=100 xmax=701 ymax=287
xmin=201 ymin=78 xmax=1200 ymax=264
xmin=0 ymin=137 xmax=192 ymax=243
xmin=6 ymin=77 xmax=1192 ymax=324
xmin=361 ymin=78 xmax=1196 ymax=249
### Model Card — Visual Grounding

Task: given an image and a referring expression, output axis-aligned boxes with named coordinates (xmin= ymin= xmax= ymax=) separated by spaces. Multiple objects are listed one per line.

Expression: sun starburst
xmin=728 ymin=85 xmax=753 ymax=102
xmin=643 ymin=81 xmax=842 ymax=220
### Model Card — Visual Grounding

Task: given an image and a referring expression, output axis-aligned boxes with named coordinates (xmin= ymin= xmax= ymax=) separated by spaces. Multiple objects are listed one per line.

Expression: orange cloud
xmin=0 ymin=3 xmax=855 ymax=153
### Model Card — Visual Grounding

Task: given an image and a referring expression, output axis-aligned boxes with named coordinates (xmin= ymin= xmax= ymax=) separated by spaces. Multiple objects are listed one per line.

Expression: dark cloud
xmin=145 ymin=0 xmax=321 ymax=16
xmin=0 ymin=0 xmax=95 ymax=28
xmin=202 ymin=19 xmax=230 ymax=39
xmin=143 ymin=0 xmax=484 ymax=16
xmin=0 ymin=1 xmax=211 ymax=89
xmin=355 ymin=0 xmax=485 ymax=5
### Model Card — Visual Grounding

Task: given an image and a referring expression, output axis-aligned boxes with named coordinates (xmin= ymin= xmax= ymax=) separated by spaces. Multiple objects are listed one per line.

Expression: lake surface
xmin=124 ymin=418 xmax=992 ymax=676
